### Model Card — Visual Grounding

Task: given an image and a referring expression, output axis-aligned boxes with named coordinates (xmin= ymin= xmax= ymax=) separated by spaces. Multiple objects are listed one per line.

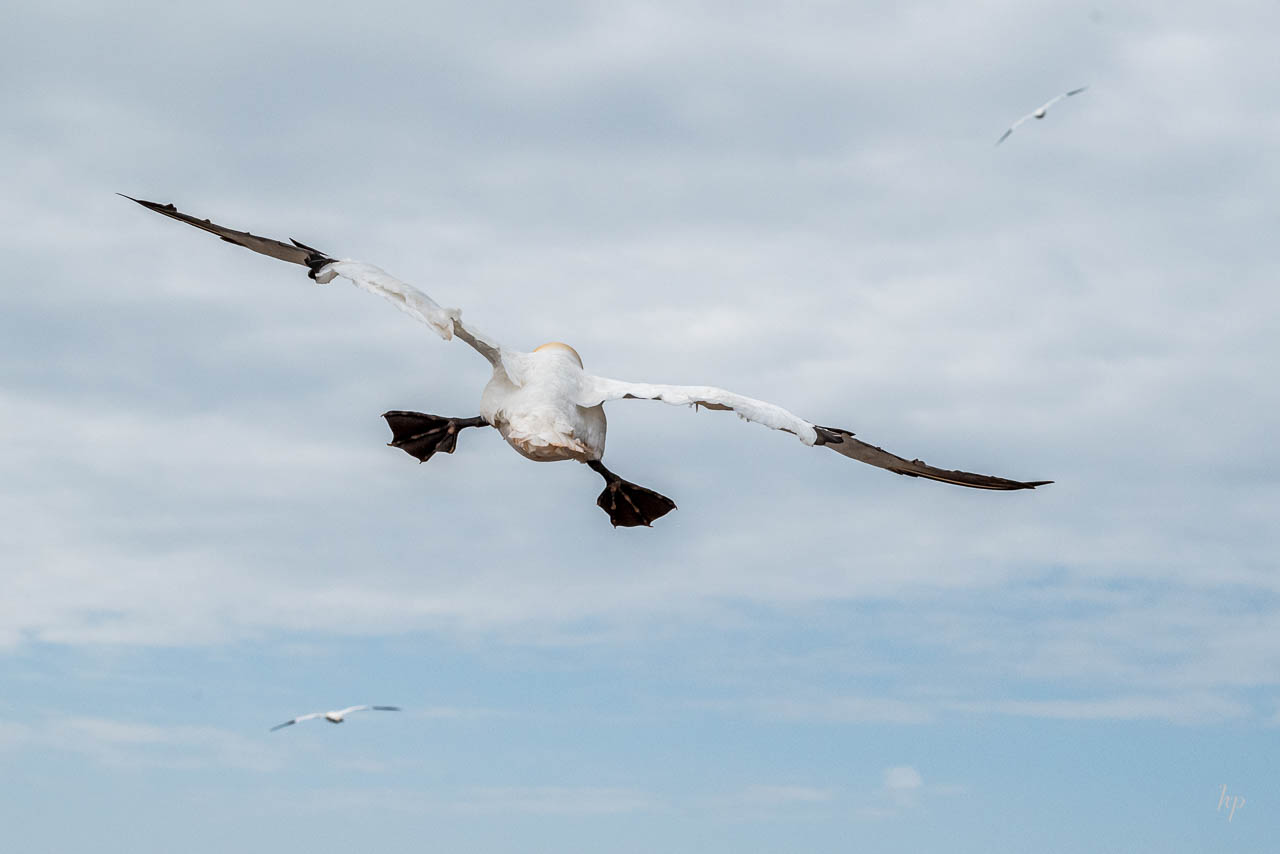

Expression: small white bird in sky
xmin=270 ymin=705 xmax=401 ymax=732
xmin=996 ymin=86 xmax=1089 ymax=145
xmin=125 ymin=196 xmax=1051 ymax=528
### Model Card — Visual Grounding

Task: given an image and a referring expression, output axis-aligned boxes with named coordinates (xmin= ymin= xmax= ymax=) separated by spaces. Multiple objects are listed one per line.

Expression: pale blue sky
xmin=2 ymin=1 xmax=1277 ymax=851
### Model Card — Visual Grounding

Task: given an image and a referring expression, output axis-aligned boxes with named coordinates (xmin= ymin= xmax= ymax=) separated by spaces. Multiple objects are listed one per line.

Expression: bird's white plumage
xmin=996 ymin=86 xmax=1088 ymax=145
xmin=482 ymin=347 xmax=606 ymax=461
xmin=270 ymin=704 xmax=400 ymax=731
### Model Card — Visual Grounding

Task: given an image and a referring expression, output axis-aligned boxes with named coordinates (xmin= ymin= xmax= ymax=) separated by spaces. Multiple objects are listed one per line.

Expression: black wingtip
xmin=815 ymin=425 xmax=1052 ymax=491
xmin=297 ymin=241 xmax=335 ymax=280
xmin=118 ymin=193 xmax=176 ymax=212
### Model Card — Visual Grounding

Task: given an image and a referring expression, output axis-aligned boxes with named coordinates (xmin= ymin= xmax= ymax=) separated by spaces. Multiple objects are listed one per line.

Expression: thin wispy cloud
xmin=0 ymin=716 xmax=278 ymax=771
xmin=745 ymin=697 xmax=936 ymax=725
xmin=948 ymin=694 xmax=1252 ymax=725
xmin=712 ymin=785 xmax=837 ymax=809
xmin=272 ymin=785 xmax=658 ymax=816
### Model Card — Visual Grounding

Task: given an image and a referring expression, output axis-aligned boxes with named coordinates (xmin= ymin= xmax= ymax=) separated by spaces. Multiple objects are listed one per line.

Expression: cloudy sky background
xmin=2 ymin=0 xmax=1277 ymax=850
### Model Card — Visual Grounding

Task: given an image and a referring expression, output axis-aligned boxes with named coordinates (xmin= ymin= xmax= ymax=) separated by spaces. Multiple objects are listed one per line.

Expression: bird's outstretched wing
xmin=996 ymin=112 xmax=1037 ymax=145
xmin=334 ymin=705 xmax=401 ymax=716
xmin=578 ymin=375 xmax=1050 ymax=491
xmin=270 ymin=712 xmax=323 ymax=732
xmin=809 ymin=426 xmax=1052 ymax=490
xmin=335 ymin=705 xmax=373 ymax=717
xmin=121 ymin=195 xmax=505 ymax=366
xmin=1038 ymin=85 xmax=1089 ymax=113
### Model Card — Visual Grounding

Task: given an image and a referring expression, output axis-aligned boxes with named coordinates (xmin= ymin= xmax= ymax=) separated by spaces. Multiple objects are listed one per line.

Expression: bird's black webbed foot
xmin=587 ymin=460 xmax=677 ymax=528
xmin=382 ymin=411 xmax=488 ymax=463
xmin=598 ymin=480 xmax=678 ymax=528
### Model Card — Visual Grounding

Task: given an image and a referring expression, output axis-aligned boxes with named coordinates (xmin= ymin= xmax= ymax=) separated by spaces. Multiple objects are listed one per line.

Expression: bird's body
xmin=124 ymin=196 xmax=1051 ymax=527
xmin=996 ymin=86 xmax=1088 ymax=145
xmin=481 ymin=343 xmax=606 ymax=463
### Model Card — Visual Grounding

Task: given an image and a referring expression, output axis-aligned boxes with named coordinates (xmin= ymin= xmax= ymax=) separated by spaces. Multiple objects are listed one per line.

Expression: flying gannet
xmin=124 ymin=196 xmax=1051 ymax=527
xmin=270 ymin=705 xmax=401 ymax=732
xmin=996 ymin=86 xmax=1089 ymax=146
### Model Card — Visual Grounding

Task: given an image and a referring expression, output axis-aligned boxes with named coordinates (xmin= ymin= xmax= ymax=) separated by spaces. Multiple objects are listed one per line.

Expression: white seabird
xmin=124 ymin=196 xmax=1051 ymax=528
xmin=996 ymin=86 xmax=1089 ymax=146
xmin=270 ymin=705 xmax=401 ymax=732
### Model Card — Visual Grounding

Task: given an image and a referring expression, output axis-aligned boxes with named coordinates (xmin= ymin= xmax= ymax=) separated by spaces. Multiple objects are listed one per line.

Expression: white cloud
xmin=883 ymin=765 xmax=923 ymax=791
xmin=883 ymin=765 xmax=924 ymax=809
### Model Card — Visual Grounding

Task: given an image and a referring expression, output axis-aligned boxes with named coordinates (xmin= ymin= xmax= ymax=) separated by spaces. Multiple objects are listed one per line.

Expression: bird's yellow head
xmin=534 ymin=341 xmax=583 ymax=367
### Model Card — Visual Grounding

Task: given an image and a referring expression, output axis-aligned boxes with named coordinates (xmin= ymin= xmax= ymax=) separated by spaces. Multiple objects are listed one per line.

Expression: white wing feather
xmin=578 ymin=375 xmax=819 ymax=445
xmin=318 ymin=261 xmax=506 ymax=366
xmin=997 ymin=113 xmax=1033 ymax=145
xmin=1038 ymin=93 xmax=1068 ymax=112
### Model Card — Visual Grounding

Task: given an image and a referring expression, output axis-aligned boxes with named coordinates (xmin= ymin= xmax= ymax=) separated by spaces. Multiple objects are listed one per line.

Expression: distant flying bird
xmin=270 ymin=705 xmax=401 ymax=732
xmin=996 ymin=86 xmax=1089 ymax=145
xmin=124 ymin=196 xmax=1051 ymax=528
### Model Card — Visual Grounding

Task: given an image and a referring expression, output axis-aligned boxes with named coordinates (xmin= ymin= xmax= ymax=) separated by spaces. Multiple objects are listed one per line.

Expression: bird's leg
xmin=382 ymin=411 xmax=490 ymax=463
xmin=586 ymin=459 xmax=677 ymax=528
